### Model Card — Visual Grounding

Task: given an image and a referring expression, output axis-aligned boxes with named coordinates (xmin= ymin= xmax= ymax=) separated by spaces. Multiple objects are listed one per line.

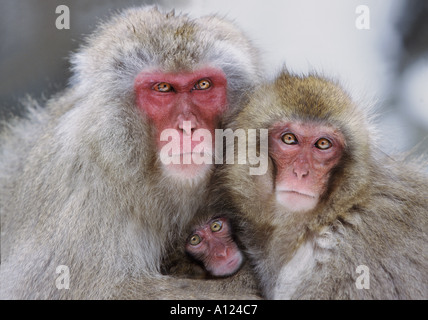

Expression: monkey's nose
xmin=215 ymin=246 xmax=228 ymax=258
xmin=293 ymin=168 xmax=309 ymax=179
xmin=178 ymin=120 xmax=196 ymax=135
xmin=178 ymin=112 xmax=199 ymax=134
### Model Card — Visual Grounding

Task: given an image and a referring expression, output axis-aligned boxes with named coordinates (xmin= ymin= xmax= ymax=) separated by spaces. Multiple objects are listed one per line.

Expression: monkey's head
xmin=67 ymin=6 xmax=260 ymax=184
xmin=185 ymin=217 xmax=244 ymax=277
xmin=225 ymin=71 xmax=374 ymax=226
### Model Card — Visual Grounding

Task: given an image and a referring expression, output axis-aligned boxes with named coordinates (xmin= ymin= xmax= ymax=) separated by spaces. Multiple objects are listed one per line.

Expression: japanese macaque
xmin=216 ymin=71 xmax=428 ymax=299
xmin=0 ymin=6 xmax=262 ymax=299
xmin=185 ymin=217 xmax=244 ymax=277
xmin=161 ymin=212 xmax=261 ymax=296
xmin=163 ymin=216 xmax=244 ymax=278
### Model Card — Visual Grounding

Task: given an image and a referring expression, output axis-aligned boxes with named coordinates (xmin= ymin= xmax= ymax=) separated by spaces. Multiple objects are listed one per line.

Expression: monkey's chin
xmin=208 ymin=252 xmax=243 ymax=277
xmin=276 ymin=191 xmax=319 ymax=213
xmin=162 ymin=163 xmax=213 ymax=184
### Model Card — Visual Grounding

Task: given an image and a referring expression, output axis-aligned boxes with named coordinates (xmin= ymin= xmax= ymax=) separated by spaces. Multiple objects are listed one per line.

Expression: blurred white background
xmin=1 ymin=0 xmax=427 ymax=154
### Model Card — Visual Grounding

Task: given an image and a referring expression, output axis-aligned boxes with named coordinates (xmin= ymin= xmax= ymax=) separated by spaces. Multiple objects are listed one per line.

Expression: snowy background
xmin=1 ymin=0 xmax=427 ymax=155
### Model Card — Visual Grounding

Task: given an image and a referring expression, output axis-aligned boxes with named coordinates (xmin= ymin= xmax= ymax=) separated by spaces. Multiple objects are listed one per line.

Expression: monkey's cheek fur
xmin=276 ymin=191 xmax=319 ymax=213
xmin=208 ymin=252 xmax=244 ymax=277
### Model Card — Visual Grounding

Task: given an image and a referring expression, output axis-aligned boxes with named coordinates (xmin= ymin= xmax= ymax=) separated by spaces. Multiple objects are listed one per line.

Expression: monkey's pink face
xmin=134 ymin=67 xmax=228 ymax=179
xmin=185 ymin=217 xmax=243 ymax=277
xmin=269 ymin=122 xmax=344 ymax=213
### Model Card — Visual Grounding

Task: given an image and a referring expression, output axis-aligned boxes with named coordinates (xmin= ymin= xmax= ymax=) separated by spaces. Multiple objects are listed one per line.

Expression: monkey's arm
xmin=114 ymin=268 xmax=262 ymax=300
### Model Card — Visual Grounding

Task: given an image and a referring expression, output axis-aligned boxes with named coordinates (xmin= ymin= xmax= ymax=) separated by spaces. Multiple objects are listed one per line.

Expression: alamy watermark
xmin=355 ymin=5 xmax=370 ymax=30
xmin=159 ymin=121 xmax=269 ymax=176
xmin=55 ymin=5 xmax=70 ymax=30
xmin=355 ymin=265 xmax=370 ymax=289
xmin=55 ymin=265 xmax=70 ymax=290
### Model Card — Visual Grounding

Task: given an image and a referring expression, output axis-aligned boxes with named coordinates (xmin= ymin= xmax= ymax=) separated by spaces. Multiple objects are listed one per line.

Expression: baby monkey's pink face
xmin=185 ymin=217 xmax=243 ymax=277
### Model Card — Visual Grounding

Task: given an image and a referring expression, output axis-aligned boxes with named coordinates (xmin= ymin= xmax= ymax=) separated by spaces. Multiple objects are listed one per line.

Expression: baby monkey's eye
xmin=189 ymin=234 xmax=201 ymax=246
xmin=210 ymin=220 xmax=222 ymax=232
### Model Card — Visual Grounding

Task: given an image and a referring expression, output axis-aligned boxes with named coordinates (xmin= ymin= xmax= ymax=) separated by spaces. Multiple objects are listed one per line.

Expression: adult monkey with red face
xmin=216 ymin=71 xmax=428 ymax=299
xmin=0 ymin=7 xmax=261 ymax=299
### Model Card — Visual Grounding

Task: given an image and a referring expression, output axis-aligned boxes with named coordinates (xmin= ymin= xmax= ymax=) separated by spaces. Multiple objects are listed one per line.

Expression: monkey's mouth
xmin=174 ymin=151 xmax=212 ymax=155
xmin=275 ymin=190 xmax=319 ymax=213
xmin=210 ymin=253 xmax=243 ymax=277
xmin=226 ymin=257 xmax=240 ymax=268
xmin=169 ymin=151 xmax=213 ymax=158
xmin=277 ymin=190 xmax=316 ymax=198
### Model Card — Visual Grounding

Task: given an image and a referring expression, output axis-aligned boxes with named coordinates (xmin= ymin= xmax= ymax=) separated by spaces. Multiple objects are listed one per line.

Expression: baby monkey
xmin=185 ymin=217 xmax=243 ymax=277
xmin=161 ymin=212 xmax=260 ymax=296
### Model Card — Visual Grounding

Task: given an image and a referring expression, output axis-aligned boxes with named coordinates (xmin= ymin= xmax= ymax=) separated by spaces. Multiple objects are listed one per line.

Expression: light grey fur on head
xmin=0 ymin=5 xmax=262 ymax=299
xmin=70 ymin=6 xmax=261 ymax=110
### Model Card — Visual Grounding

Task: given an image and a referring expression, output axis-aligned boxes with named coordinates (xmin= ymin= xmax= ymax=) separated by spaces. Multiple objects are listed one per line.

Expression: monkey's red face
xmin=134 ymin=67 xmax=228 ymax=179
xmin=185 ymin=217 xmax=243 ymax=277
xmin=269 ymin=122 xmax=344 ymax=213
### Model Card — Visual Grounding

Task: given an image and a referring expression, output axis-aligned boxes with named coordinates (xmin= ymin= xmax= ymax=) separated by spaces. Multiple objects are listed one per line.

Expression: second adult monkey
xmin=215 ymin=71 xmax=428 ymax=299
xmin=0 ymin=6 xmax=261 ymax=299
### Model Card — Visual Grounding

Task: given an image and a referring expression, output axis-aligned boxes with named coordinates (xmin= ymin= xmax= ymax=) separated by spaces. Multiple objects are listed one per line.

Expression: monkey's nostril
xmin=293 ymin=169 xmax=309 ymax=179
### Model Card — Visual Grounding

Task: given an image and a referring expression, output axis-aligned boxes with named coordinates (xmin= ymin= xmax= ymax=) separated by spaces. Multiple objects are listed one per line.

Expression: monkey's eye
xmin=193 ymin=79 xmax=211 ymax=90
xmin=281 ymin=133 xmax=298 ymax=145
xmin=189 ymin=234 xmax=201 ymax=246
xmin=315 ymin=138 xmax=332 ymax=150
xmin=210 ymin=220 xmax=223 ymax=232
xmin=153 ymin=82 xmax=173 ymax=92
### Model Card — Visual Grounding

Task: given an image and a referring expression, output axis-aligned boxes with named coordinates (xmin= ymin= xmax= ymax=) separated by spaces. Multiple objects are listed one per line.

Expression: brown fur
xmin=215 ymin=70 xmax=428 ymax=299
xmin=161 ymin=206 xmax=261 ymax=297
